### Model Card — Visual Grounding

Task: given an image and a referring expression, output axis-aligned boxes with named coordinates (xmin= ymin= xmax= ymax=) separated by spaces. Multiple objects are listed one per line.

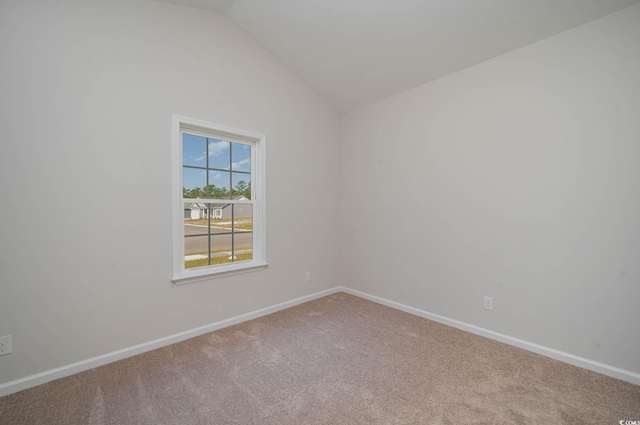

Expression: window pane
xmin=231 ymin=142 xmax=251 ymax=172
xmin=232 ymin=203 xmax=253 ymax=231
xmin=182 ymin=134 xmax=207 ymax=167
xmin=232 ymin=204 xmax=253 ymax=262
xmin=204 ymin=202 xmax=228 ymax=220
xmin=208 ymin=170 xmax=231 ymax=199
xmin=232 ymin=173 xmax=251 ymax=199
xmin=184 ymin=201 xmax=198 ymax=222
xmin=184 ymin=235 xmax=209 ymax=269
xmin=183 ymin=167 xmax=206 ymax=198
xmin=207 ymin=139 xmax=230 ymax=170
xmin=184 ymin=201 xmax=210 ymax=224
xmin=209 ymin=233 xmax=234 ymax=265
xmin=184 ymin=234 xmax=209 ymax=256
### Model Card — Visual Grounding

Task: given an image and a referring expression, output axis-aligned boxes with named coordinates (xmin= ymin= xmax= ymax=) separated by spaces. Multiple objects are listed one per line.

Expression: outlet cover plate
xmin=0 ymin=335 xmax=12 ymax=356
xmin=483 ymin=296 xmax=494 ymax=311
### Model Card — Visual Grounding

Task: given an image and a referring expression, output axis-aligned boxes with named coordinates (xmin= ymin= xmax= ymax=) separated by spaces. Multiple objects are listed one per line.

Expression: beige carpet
xmin=1 ymin=292 xmax=638 ymax=424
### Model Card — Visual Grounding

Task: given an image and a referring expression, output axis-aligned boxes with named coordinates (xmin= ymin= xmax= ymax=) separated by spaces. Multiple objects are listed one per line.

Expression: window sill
xmin=172 ymin=261 xmax=269 ymax=285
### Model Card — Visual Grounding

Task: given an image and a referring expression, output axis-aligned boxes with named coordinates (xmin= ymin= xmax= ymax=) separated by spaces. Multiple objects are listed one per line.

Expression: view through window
xmin=182 ymin=133 xmax=254 ymax=269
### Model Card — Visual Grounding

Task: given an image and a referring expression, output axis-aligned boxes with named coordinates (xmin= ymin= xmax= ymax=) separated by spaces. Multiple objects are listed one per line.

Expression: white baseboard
xmin=340 ymin=286 xmax=640 ymax=386
xmin=0 ymin=287 xmax=342 ymax=397
xmin=2 ymin=285 xmax=637 ymax=397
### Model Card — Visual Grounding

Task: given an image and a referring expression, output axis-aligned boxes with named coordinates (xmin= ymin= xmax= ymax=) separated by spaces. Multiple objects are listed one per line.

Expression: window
xmin=172 ymin=115 xmax=266 ymax=284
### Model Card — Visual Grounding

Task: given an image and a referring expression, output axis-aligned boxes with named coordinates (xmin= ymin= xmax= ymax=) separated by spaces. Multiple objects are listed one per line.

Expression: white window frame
xmin=172 ymin=115 xmax=267 ymax=284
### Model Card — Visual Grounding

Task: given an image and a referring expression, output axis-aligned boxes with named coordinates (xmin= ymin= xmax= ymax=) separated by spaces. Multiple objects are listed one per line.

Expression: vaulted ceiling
xmin=158 ymin=0 xmax=640 ymax=113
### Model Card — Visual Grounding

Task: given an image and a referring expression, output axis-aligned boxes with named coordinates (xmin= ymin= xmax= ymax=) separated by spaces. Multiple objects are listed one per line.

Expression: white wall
xmin=340 ymin=5 xmax=640 ymax=374
xmin=0 ymin=0 xmax=340 ymax=384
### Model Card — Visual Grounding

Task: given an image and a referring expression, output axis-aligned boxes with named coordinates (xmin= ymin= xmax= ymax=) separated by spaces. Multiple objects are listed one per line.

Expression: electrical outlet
xmin=305 ymin=272 xmax=311 ymax=282
xmin=0 ymin=335 xmax=12 ymax=356
xmin=483 ymin=296 xmax=494 ymax=311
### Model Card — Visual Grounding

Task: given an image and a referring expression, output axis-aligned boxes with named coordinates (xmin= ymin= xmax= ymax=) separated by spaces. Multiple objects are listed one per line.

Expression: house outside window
xmin=172 ymin=115 xmax=267 ymax=284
